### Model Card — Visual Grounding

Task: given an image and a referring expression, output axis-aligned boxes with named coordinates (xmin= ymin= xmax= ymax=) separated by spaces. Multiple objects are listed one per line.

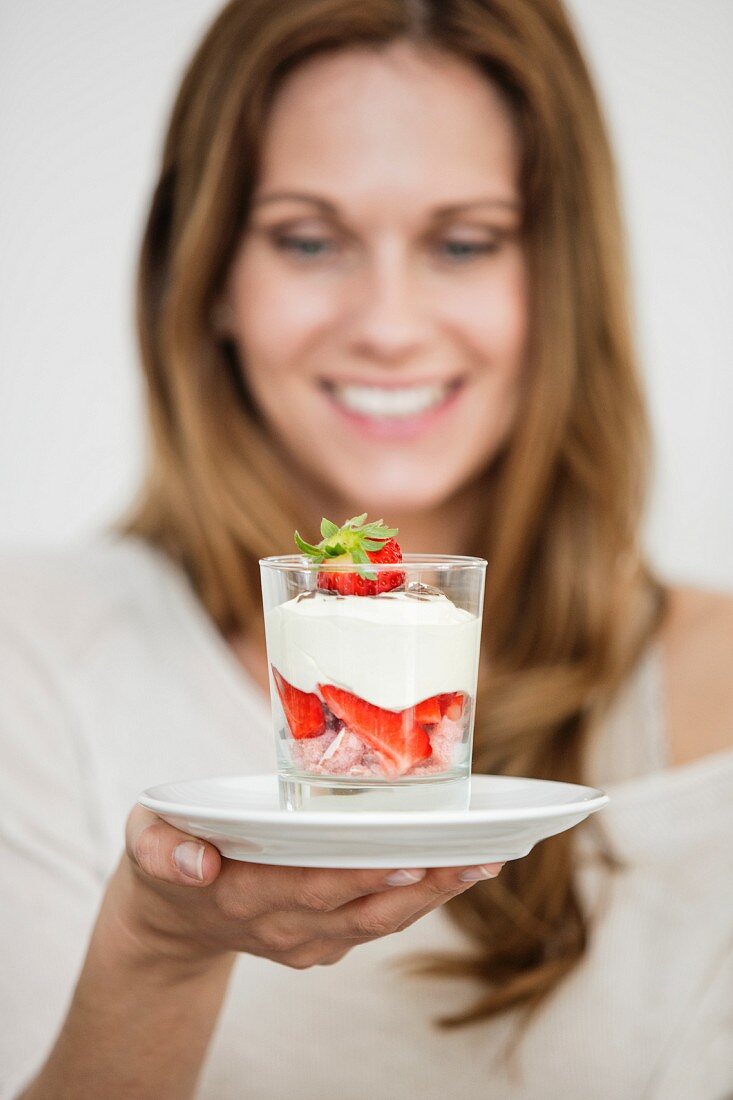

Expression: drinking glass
xmin=260 ymin=555 xmax=486 ymax=812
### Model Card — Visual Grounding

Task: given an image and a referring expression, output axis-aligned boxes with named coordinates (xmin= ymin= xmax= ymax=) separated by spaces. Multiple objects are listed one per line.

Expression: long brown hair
xmin=122 ymin=0 xmax=666 ymax=1053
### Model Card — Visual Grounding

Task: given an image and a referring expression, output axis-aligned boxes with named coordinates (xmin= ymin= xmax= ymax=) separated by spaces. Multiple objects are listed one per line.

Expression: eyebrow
xmin=251 ymin=190 xmax=520 ymax=217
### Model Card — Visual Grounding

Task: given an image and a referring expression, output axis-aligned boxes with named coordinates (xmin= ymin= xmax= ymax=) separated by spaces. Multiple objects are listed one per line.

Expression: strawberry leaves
xmin=320 ymin=517 xmax=340 ymax=539
xmin=293 ymin=531 xmax=325 ymax=557
xmin=293 ymin=514 xmax=404 ymax=592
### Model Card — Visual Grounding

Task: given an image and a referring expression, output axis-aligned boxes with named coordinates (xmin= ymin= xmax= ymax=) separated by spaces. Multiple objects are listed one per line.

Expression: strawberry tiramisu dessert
xmin=262 ymin=515 xmax=483 ymax=801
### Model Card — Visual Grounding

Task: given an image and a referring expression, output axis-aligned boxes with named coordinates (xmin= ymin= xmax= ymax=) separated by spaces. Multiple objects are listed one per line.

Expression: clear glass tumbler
xmin=260 ymin=554 xmax=486 ymax=812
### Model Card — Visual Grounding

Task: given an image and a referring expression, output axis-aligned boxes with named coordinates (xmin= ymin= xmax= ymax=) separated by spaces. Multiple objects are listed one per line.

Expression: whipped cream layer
xmin=264 ymin=590 xmax=481 ymax=711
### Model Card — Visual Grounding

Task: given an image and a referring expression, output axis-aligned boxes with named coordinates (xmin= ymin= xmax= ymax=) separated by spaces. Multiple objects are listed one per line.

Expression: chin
xmin=325 ymin=466 xmax=466 ymax=517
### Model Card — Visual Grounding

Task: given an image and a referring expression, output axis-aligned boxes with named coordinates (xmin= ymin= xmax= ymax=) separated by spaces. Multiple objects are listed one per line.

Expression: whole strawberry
xmin=294 ymin=514 xmax=405 ymax=595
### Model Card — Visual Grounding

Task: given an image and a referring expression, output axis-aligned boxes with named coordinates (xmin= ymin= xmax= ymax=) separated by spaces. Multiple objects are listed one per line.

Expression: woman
xmin=2 ymin=1 xmax=731 ymax=1097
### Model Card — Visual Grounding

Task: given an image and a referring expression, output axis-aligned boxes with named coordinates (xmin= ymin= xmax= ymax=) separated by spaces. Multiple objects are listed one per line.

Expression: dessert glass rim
xmin=260 ymin=553 xmax=488 ymax=573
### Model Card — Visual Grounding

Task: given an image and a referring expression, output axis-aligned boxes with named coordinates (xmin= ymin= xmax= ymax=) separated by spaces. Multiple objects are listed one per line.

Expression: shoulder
xmin=657 ymin=584 xmax=733 ymax=766
xmin=0 ymin=533 xmax=176 ymax=663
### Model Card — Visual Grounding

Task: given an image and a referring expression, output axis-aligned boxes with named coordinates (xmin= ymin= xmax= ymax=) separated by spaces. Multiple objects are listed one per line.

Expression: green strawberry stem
xmin=294 ymin=514 xmax=399 ymax=582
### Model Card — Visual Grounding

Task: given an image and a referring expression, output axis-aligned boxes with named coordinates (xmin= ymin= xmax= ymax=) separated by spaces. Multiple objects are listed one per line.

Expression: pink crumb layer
xmin=289 ymin=715 xmax=466 ymax=778
xmin=410 ymin=716 xmax=465 ymax=775
xmin=289 ymin=727 xmax=365 ymax=773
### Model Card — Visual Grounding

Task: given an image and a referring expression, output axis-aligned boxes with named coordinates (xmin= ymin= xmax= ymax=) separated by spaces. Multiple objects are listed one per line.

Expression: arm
xmin=21 ymin=860 xmax=235 ymax=1100
xmin=0 ymin=616 xmax=231 ymax=1100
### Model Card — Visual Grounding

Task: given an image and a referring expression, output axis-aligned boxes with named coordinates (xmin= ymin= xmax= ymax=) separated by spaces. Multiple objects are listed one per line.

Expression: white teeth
xmin=330 ymin=383 xmax=451 ymax=419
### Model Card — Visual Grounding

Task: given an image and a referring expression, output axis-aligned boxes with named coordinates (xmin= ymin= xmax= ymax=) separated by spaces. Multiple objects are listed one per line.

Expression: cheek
xmin=438 ymin=258 xmax=528 ymax=455
xmin=451 ymin=253 xmax=528 ymax=369
xmin=445 ymin=258 xmax=529 ymax=463
xmin=229 ymin=246 xmax=334 ymax=378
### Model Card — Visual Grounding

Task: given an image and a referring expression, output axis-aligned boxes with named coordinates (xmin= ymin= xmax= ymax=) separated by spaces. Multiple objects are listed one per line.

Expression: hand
xmin=109 ymin=805 xmax=505 ymax=972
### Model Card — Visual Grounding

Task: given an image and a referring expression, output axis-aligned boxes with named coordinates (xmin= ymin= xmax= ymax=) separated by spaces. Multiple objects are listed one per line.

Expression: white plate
xmin=138 ymin=774 xmax=609 ymax=868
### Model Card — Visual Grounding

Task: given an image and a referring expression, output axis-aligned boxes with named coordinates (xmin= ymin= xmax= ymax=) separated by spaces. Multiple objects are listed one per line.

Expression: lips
xmin=319 ymin=375 xmax=464 ymax=390
xmin=319 ymin=376 xmax=466 ymax=441
xmin=319 ymin=376 xmax=462 ymax=413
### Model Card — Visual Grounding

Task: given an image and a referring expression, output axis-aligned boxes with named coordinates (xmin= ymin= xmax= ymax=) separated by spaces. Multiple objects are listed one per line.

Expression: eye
xmin=438 ymin=239 xmax=501 ymax=262
xmin=272 ymin=234 xmax=336 ymax=260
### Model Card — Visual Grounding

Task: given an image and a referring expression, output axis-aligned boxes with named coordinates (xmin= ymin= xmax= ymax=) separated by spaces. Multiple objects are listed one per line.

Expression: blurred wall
xmin=0 ymin=0 xmax=731 ymax=587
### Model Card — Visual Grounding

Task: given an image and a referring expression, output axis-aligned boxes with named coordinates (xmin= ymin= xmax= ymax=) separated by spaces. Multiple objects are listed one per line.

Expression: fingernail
xmin=458 ymin=862 xmax=505 ymax=882
xmin=174 ymin=841 xmax=205 ymax=881
xmin=384 ymin=868 xmax=426 ymax=886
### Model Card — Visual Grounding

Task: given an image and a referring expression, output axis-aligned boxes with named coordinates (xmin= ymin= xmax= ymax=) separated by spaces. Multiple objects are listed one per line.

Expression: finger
xmin=245 ymin=862 xmax=505 ymax=949
xmin=311 ymin=861 xmax=506 ymax=942
xmin=370 ymin=861 xmax=508 ymax=936
xmin=213 ymin=859 xmax=429 ymax=919
xmin=125 ymin=804 xmax=222 ymax=888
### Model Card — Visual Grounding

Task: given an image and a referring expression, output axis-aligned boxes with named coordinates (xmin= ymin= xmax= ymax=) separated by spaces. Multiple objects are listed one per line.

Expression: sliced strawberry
xmin=318 ymin=684 xmax=432 ymax=776
xmin=413 ymin=695 xmax=442 ymax=724
xmin=438 ymin=692 xmax=465 ymax=721
xmin=272 ymin=667 xmax=326 ymax=739
xmin=294 ymin=515 xmax=405 ymax=596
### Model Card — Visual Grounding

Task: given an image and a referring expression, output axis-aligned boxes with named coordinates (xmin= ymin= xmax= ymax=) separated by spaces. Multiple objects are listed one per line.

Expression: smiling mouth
xmin=319 ymin=377 xmax=465 ymax=420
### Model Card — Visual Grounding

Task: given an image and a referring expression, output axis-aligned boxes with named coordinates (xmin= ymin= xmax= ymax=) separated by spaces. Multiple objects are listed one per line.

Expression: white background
xmin=0 ymin=0 xmax=731 ymax=587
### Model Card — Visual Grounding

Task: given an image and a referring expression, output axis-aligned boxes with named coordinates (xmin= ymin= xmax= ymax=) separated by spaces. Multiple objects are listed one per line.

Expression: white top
xmin=0 ymin=534 xmax=731 ymax=1100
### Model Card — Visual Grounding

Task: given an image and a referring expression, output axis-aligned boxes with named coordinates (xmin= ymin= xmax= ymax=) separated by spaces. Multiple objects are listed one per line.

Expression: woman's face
xmin=224 ymin=40 xmax=527 ymax=513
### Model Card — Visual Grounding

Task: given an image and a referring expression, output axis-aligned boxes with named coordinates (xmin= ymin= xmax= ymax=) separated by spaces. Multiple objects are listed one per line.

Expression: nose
xmin=345 ymin=242 xmax=430 ymax=366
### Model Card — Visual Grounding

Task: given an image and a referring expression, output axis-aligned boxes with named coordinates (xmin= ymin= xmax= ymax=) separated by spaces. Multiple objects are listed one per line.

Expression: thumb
xmin=126 ymin=804 xmax=222 ymax=888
